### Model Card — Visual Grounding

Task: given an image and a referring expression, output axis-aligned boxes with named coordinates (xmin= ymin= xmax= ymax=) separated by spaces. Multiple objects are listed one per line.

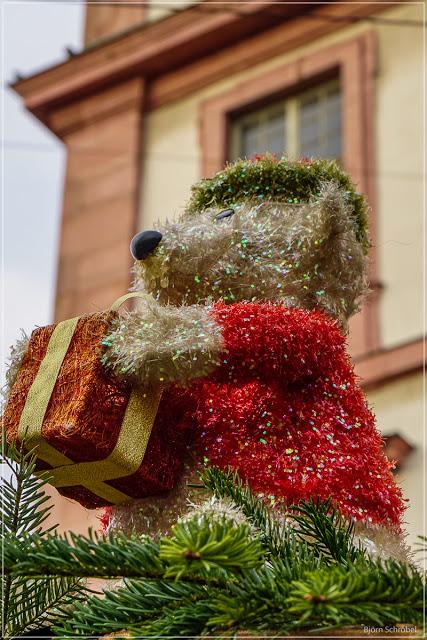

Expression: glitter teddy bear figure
xmin=102 ymin=156 xmax=406 ymax=560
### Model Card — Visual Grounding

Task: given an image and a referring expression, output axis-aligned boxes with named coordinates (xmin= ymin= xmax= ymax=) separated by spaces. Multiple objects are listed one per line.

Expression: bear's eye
xmin=216 ymin=208 xmax=235 ymax=221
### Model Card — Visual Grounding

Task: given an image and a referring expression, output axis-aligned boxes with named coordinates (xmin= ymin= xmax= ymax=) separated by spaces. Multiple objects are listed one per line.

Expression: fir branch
xmin=35 ymin=515 xmax=425 ymax=637
xmin=290 ymin=497 xmax=362 ymax=565
xmin=200 ymin=466 xmax=290 ymax=558
xmin=54 ymin=579 xmax=209 ymax=637
xmin=4 ymin=458 xmax=424 ymax=637
xmin=160 ymin=516 xmax=263 ymax=579
xmin=200 ymin=468 xmax=348 ymax=569
xmin=5 ymin=530 xmax=163 ymax=578
xmin=130 ymin=595 xmax=215 ymax=638
xmin=1 ymin=441 xmax=53 ymax=633
xmin=1 ymin=442 xmax=53 ymax=538
xmin=1 ymin=442 xmax=87 ymax=638
xmin=5 ymin=517 xmax=262 ymax=582
xmin=285 ymin=560 xmax=424 ymax=629
xmin=10 ymin=576 xmax=86 ymax=637
xmin=205 ymin=559 xmax=424 ymax=634
xmin=207 ymin=562 xmax=295 ymax=632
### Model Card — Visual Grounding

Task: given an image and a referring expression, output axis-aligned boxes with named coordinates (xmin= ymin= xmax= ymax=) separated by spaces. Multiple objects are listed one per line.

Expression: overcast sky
xmin=1 ymin=0 xmax=84 ymax=381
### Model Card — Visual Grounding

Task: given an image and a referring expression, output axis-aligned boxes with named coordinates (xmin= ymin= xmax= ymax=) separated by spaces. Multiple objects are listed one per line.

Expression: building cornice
xmin=355 ymin=337 xmax=425 ymax=390
xmin=11 ymin=0 xmax=395 ymax=134
xmin=11 ymin=1 xmax=306 ymax=122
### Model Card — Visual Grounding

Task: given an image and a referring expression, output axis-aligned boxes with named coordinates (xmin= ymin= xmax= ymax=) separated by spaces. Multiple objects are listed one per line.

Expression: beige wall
xmin=139 ymin=5 xmax=424 ymax=348
xmin=367 ymin=373 xmax=424 ymax=549
xmin=138 ymin=4 xmax=425 ymax=548
xmin=375 ymin=5 xmax=424 ymax=349
xmin=140 ymin=99 xmax=200 ymax=225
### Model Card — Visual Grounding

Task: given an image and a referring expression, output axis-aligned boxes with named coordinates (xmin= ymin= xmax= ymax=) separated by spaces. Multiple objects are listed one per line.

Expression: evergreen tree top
xmin=3 ymin=447 xmax=424 ymax=638
xmin=187 ymin=155 xmax=370 ymax=251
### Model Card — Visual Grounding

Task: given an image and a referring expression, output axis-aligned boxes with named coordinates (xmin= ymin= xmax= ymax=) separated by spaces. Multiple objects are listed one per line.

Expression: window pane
xmin=229 ymin=80 xmax=340 ymax=162
xmin=241 ymin=121 xmax=261 ymax=158
xmin=324 ymin=87 xmax=341 ymax=158
xmin=233 ymin=107 xmax=286 ymax=159
xmin=298 ymin=83 xmax=341 ymax=159
xmin=299 ymin=95 xmax=320 ymax=121
xmin=265 ymin=111 xmax=286 ymax=157
xmin=299 ymin=93 xmax=322 ymax=157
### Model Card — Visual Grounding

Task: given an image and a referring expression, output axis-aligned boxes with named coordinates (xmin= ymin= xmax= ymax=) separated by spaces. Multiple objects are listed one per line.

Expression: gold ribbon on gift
xmin=18 ymin=293 xmax=162 ymax=505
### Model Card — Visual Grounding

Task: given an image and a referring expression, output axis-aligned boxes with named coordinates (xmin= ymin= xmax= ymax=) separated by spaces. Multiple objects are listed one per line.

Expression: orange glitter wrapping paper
xmin=3 ymin=312 xmax=178 ymax=509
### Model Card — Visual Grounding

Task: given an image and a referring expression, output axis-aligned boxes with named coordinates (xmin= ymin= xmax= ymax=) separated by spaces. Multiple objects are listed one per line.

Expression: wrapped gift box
xmin=3 ymin=308 xmax=173 ymax=509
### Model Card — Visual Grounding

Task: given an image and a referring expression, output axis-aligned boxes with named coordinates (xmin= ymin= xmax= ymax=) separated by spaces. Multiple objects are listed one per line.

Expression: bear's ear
xmin=130 ymin=230 xmax=163 ymax=260
xmin=314 ymin=181 xmax=361 ymax=246
xmin=307 ymin=182 xmax=367 ymax=320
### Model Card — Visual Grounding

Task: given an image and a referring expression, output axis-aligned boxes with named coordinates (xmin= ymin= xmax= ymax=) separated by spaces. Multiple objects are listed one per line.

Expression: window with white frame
xmin=230 ymin=79 xmax=341 ymax=161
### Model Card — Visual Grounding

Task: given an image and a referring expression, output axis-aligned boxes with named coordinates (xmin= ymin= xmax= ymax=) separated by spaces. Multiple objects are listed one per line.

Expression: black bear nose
xmin=130 ymin=230 xmax=163 ymax=260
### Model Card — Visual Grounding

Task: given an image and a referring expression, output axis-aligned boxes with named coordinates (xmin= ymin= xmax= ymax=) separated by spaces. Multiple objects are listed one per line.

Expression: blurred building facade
xmin=13 ymin=0 xmax=425 ymax=546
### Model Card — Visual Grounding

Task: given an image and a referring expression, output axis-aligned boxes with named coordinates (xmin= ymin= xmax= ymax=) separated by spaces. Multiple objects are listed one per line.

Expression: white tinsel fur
xmin=133 ymin=182 xmax=367 ymax=323
xmin=102 ymin=299 xmax=223 ymax=385
xmin=105 ymin=460 xmax=206 ymax=537
xmin=2 ymin=330 xmax=29 ymax=407
xmin=353 ymin=521 xmax=412 ymax=564
xmin=181 ymin=496 xmax=250 ymax=529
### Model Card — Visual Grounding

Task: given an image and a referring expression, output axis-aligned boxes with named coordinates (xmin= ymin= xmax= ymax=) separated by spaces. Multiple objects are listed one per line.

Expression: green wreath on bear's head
xmin=187 ymin=155 xmax=369 ymax=252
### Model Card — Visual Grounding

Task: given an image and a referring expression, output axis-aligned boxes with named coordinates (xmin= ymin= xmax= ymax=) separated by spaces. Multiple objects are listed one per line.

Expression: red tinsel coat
xmin=109 ymin=302 xmax=405 ymax=529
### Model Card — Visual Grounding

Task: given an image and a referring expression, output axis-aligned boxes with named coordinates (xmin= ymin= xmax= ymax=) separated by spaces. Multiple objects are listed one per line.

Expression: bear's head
xmin=131 ymin=156 xmax=369 ymax=324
